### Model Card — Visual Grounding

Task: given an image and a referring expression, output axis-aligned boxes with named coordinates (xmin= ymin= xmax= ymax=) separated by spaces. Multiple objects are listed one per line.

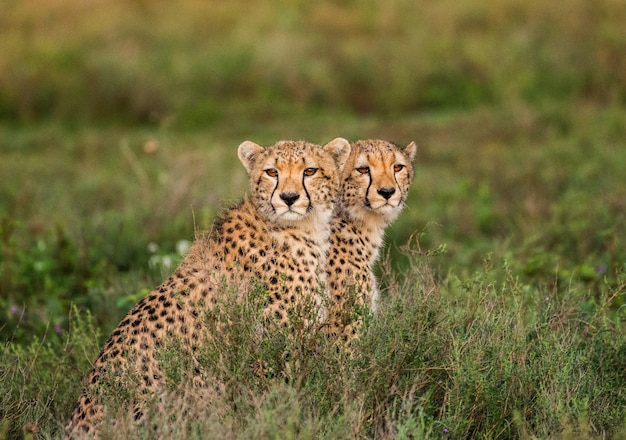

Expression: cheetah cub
xmin=65 ymin=138 xmax=350 ymax=438
xmin=326 ymin=139 xmax=416 ymax=343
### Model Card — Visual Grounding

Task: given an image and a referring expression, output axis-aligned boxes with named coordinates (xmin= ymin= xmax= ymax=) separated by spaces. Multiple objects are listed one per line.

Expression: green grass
xmin=1 ymin=0 xmax=626 ymax=438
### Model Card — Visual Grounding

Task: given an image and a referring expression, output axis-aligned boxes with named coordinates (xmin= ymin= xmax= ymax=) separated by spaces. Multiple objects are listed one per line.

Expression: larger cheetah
xmin=65 ymin=138 xmax=350 ymax=438
xmin=326 ymin=139 xmax=416 ymax=343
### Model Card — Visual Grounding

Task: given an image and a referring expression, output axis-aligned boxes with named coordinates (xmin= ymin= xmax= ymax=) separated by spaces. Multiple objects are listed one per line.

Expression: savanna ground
xmin=1 ymin=0 xmax=625 ymax=438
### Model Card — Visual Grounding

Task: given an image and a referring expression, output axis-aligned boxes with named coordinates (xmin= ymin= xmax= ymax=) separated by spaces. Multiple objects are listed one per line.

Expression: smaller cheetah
xmin=65 ymin=138 xmax=350 ymax=438
xmin=326 ymin=139 xmax=417 ymax=342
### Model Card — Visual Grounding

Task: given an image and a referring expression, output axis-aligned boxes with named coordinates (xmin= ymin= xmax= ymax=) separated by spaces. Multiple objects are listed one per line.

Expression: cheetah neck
xmin=334 ymin=206 xmax=388 ymax=263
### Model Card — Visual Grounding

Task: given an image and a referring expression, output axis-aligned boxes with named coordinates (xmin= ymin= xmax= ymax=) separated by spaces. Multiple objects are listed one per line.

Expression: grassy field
xmin=1 ymin=0 xmax=625 ymax=438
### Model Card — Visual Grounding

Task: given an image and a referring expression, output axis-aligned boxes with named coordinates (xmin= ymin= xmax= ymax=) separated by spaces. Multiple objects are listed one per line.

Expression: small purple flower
xmin=54 ymin=323 xmax=63 ymax=335
xmin=443 ymin=427 xmax=449 ymax=433
xmin=596 ymin=264 xmax=607 ymax=275
xmin=545 ymin=296 xmax=550 ymax=301
xmin=10 ymin=305 xmax=19 ymax=316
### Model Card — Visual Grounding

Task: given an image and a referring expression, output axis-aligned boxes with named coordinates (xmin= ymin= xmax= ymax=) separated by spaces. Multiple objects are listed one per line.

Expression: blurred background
xmin=2 ymin=0 xmax=624 ymax=124
xmin=1 ymin=0 xmax=625 ymax=340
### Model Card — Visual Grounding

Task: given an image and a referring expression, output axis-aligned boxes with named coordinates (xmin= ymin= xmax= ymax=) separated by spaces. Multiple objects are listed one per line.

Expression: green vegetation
xmin=1 ymin=0 xmax=625 ymax=438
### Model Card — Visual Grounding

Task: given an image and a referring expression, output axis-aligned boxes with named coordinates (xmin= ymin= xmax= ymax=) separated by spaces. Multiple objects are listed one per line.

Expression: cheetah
xmin=326 ymin=139 xmax=417 ymax=343
xmin=65 ymin=138 xmax=350 ymax=438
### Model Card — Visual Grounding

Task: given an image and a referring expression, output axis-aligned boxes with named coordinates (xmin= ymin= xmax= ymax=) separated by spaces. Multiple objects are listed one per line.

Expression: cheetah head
xmin=341 ymin=139 xmax=417 ymax=225
xmin=238 ymin=138 xmax=351 ymax=225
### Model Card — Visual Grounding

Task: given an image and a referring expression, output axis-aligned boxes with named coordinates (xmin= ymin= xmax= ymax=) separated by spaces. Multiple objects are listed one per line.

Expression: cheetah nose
xmin=280 ymin=192 xmax=300 ymax=206
xmin=377 ymin=187 xmax=396 ymax=200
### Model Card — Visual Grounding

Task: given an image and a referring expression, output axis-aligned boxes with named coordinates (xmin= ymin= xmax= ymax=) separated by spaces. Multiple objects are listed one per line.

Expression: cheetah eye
xmin=393 ymin=164 xmax=405 ymax=172
xmin=265 ymin=169 xmax=278 ymax=178
xmin=303 ymin=168 xmax=318 ymax=177
xmin=356 ymin=166 xmax=370 ymax=174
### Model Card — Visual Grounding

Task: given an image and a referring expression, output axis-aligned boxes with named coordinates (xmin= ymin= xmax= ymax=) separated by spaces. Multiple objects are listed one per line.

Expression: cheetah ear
xmin=404 ymin=141 xmax=417 ymax=162
xmin=322 ymin=137 xmax=351 ymax=170
xmin=238 ymin=141 xmax=265 ymax=174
